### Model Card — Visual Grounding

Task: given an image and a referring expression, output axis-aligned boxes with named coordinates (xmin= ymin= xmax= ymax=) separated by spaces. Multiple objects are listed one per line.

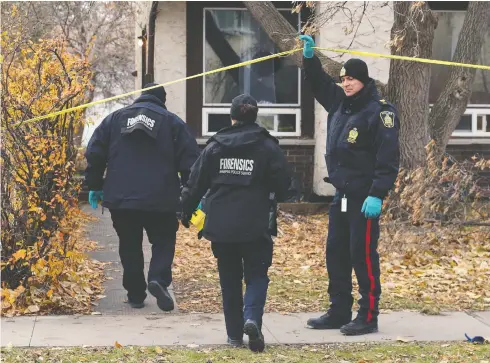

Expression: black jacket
xmin=181 ymin=123 xmax=293 ymax=243
xmin=84 ymin=94 xmax=200 ymax=212
xmin=304 ymin=55 xmax=400 ymax=200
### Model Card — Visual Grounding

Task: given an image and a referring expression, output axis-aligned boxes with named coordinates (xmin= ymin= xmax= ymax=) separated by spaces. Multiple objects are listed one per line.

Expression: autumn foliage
xmin=1 ymin=16 xmax=103 ymax=316
xmin=383 ymin=140 xmax=490 ymax=226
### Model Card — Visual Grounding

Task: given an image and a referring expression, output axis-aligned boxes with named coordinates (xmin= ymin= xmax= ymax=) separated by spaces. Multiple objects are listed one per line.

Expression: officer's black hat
xmin=142 ymin=82 xmax=167 ymax=104
xmin=339 ymin=58 xmax=370 ymax=84
xmin=230 ymin=94 xmax=258 ymax=123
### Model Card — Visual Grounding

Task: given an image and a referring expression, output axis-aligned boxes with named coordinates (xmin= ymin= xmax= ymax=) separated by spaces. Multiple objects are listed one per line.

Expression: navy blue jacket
xmin=84 ymin=94 xmax=200 ymax=212
xmin=304 ymin=56 xmax=400 ymax=200
xmin=181 ymin=123 xmax=293 ymax=243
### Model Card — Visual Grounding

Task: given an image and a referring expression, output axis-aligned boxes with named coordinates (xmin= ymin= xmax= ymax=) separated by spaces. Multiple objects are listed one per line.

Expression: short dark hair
xmin=230 ymin=94 xmax=258 ymax=123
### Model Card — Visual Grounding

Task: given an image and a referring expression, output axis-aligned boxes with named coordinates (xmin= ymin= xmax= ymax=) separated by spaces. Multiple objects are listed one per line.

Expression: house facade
xmin=134 ymin=1 xmax=490 ymax=199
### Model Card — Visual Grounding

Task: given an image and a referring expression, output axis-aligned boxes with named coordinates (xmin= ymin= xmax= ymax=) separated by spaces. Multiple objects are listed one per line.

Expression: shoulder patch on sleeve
xmin=377 ymin=98 xmax=396 ymax=107
xmin=380 ymin=110 xmax=395 ymax=128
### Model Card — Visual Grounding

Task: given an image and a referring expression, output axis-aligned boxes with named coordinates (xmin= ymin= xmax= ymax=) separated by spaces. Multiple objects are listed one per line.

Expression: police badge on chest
xmin=347 ymin=127 xmax=358 ymax=144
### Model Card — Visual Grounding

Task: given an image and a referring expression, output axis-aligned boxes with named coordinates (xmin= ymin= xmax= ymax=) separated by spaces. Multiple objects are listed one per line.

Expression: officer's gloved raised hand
xmin=361 ymin=196 xmax=382 ymax=219
xmin=88 ymin=190 xmax=104 ymax=209
xmin=299 ymin=35 xmax=315 ymax=59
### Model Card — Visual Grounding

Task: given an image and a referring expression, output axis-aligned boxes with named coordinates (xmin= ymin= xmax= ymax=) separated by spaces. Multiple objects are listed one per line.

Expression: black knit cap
xmin=230 ymin=94 xmax=258 ymax=124
xmin=142 ymin=83 xmax=166 ymax=104
xmin=339 ymin=58 xmax=370 ymax=84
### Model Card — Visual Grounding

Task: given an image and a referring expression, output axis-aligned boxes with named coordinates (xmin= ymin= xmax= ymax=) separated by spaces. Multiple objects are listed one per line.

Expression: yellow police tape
xmin=316 ymin=47 xmax=490 ymax=70
xmin=16 ymin=48 xmax=302 ymax=127
xmin=17 ymin=45 xmax=490 ymax=127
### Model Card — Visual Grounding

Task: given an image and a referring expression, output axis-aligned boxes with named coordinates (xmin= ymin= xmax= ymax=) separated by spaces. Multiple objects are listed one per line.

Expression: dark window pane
xmin=477 ymin=114 xmax=490 ymax=132
xmin=278 ymin=114 xmax=296 ymax=132
xmin=204 ymin=9 xmax=300 ymax=105
xmin=208 ymin=114 xmax=231 ymax=132
xmin=455 ymin=114 xmax=472 ymax=131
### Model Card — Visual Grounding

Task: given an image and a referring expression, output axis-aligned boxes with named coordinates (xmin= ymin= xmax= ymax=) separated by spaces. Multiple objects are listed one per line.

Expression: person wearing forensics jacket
xmin=299 ymin=35 xmax=400 ymax=336
xmin=180 ymin=94 xmax=294 ymax=352
xmin=84 ymin=83 xmax=200 ymax=312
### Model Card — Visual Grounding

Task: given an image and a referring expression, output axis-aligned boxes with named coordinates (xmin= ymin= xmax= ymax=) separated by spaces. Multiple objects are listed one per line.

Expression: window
xmin=430 ymin=10 xmax=490 ymax=136
xmin=453 ymin=109 xmax=490 ymax=136
xmin=203 ymin=108 xmax=301 ymax=136
xmin=202 ymin=8 xmax=301 ymax=136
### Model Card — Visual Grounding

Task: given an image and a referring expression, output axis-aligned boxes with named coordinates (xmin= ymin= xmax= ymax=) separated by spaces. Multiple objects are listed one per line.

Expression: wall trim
xmin=196 ymin=137 xmax=316 ymax=146
xmin=196 ymin=137 xmax=489 ymax=146
xmin=448 ymin=138 xmax=490 ymax=145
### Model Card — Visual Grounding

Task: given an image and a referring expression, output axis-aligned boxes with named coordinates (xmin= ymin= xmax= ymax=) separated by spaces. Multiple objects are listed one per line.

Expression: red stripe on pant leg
xmin=365 ymin=219 xmax=376 ymax=322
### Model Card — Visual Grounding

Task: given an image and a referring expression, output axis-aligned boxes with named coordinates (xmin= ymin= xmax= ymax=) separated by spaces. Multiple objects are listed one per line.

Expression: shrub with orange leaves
xmin=1 ymin=17 xmax=104 ymax=316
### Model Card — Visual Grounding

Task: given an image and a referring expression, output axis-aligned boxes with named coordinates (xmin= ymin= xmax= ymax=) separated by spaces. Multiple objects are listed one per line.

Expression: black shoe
xmin=125 ymin=299 xmax=145 ymax=309
xmin=148 ymin=281 xmax=174 ymax=312
xmin=243 ymin=320 xmax=265 ymax=353
xmin=227 ymin=337 xmax=244 ymax=348
xmin=340 ymin=316 xmax=378 ymax=336
xmin=306 ymin=311 xmax=352 ymax=329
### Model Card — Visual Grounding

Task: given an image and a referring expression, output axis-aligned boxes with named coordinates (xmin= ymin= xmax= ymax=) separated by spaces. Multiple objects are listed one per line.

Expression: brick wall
xmin=446 ymin=143 xmax=490 ymax=189
xmin=446 ymin=143 xmax=490 ymax=160
xmin=282 ymin=145 xmax=315 ymax=200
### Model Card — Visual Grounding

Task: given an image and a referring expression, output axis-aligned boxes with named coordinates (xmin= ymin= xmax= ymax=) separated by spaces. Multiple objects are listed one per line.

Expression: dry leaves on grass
xmin=3 ymin=342 xmax=489 ymax=363
xmin=172 ymin=225 xmax=221 ymax=313
xmin=380 ymin=224 xmax=490 ymax=311
xmin=173 ymin=209 xmax=490 ymax=314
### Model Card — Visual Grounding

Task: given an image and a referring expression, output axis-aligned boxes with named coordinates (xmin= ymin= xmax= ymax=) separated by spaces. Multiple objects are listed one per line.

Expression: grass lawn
xmin=2 ymin=342 xmax=489 ymax=362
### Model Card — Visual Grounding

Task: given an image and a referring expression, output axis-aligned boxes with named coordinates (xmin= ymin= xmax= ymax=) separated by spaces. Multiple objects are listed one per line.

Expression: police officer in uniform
xmin=84 ymin=83 xmax=200 ymax=311
xmin=299 ymin=35 xmax=400 ymax=335
xmin=181 ymin=94 xmax=293 ymax=352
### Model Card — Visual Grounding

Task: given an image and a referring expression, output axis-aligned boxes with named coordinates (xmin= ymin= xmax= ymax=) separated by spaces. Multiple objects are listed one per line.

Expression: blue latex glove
xmin=88 ymin=191 xmax=104 ymax=209
xmin=465 ymin=333 xmax=487 ymax=344
xmin=361 ymin=196 xmax=382 ymax=219
xmin=299 ymin=35 xmax=315 ymax=58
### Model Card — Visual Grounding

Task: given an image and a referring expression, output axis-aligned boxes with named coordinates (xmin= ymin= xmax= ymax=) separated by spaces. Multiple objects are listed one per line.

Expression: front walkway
xmin=2 ymin=311 xmax=490 ymax=347
xmin=82 ymin=204 xmax=178 ymax=315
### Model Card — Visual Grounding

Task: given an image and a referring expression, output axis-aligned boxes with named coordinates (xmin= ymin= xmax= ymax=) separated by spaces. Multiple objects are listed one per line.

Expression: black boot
xmin=306 ymin=311 xmax=352 ymax=329
xmin=340 ymin=316 xmax=378 ymax=336
xmin=148 ymin=281 xmax=174 ymax=312
xmin=243 ymin=320 xmax=265 ymax=353
xmin=125 ymin=298 xmax=145 ymax=309
xmin=227 ymin=337 xmax=244 ymax=348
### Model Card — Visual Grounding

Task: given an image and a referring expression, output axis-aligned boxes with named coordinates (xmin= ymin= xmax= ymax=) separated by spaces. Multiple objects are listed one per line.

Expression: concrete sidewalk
xmin=83 ymin=204 xmax=178 ymax=315
xmin=2 ymin=311 xmax=490 ymax=347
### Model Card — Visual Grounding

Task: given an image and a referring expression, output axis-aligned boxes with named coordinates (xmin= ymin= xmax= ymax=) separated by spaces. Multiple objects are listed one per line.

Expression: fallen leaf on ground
xmin=172 ymin=211 xmax=490 ymax=314
xmin=396 ymin=337 xmax=413 ymax=343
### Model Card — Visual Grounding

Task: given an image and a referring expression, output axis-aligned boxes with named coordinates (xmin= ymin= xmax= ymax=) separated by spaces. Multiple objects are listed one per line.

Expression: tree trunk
xmin=243 ymin=1 xmax=343 ymax=75
xmin=386 ymin=2 xmax=437 ymax=169
xmin=204 ymin=11 xmax=240 ymax=84
xmin=429 ymin=1 xmax=490 ymax=157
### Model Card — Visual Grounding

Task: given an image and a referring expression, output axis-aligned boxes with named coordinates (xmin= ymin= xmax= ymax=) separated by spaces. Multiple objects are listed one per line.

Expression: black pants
xmin=211 ymin=237 xmax=273 ymax=339
xmin=326 ymin=193 xmax=381 ymax=322
xmin=110 ymin=209 xmax=178 ymax=302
